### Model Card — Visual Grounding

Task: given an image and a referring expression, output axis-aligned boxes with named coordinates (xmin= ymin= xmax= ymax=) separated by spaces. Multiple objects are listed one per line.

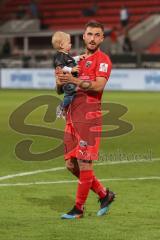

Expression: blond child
xmin=52 ymin=31 xmax=83 ymax=118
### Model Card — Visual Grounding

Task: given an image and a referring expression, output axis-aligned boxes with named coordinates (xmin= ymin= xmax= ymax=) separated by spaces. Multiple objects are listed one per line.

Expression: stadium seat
xmin=0 ymin=0 xmax=160 ymax=30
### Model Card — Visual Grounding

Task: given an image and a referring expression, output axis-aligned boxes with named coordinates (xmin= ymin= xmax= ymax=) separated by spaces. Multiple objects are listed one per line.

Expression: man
xmin=120 ymin=5 xmax=129 ymax=28
xmin=56 ymin=21 xmax=115 ymax=219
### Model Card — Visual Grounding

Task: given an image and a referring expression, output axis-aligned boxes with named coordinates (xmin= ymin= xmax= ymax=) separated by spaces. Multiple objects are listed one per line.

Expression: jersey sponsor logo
xmin=99 ymin=63 xmax=108 ymax=72
xmin=85 ymin=61 xmax=92 ymax=68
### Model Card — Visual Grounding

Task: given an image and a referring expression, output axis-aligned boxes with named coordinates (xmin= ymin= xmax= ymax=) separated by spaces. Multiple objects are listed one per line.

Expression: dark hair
xmin=84 ymin=21 xmax=104 ymax=33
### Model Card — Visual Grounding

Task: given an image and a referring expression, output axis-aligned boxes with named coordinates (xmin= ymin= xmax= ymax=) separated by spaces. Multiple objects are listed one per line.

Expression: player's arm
xmin=57 ymin=73 xmax=107 ymax=92
xmin=56 ymin=79 xmax=64 ymax=95
xmin=55 ymin=67 xmax=64 ymax=95
xmin=56 ymin=83 xmax=64 ymax=95
xmin=73 ymin=76 xmax=107 ymax=92
xmin=53 ymin=57 xmax=65 ymax=94
xmin=84 ymin=56 xmax=112 ymax=91
xmin=57 ymin=56 xmax=112 ymax=92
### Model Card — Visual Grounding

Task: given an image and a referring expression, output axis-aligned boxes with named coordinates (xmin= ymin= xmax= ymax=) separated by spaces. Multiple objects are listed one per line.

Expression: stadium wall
xmin=1 ymin=69 xmax=160 ymax=91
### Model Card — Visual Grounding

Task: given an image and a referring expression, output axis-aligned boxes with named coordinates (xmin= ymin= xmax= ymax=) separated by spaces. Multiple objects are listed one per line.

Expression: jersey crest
xmin=99 ymin=63 xmax=108 ymax=72
xmin=85 ymin=61 xmax=92 ymax=68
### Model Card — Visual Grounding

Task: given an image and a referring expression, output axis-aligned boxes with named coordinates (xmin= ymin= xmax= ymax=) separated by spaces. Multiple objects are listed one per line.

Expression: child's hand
xmin=71 ymin=66 xmax=80 ymax=73
xmin=79 ymin=54 xmax=86 ymax=60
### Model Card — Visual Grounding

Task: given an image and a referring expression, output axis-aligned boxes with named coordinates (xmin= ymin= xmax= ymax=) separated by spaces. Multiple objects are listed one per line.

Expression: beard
xmin=86 ymin=42 xmax=100 ymax=54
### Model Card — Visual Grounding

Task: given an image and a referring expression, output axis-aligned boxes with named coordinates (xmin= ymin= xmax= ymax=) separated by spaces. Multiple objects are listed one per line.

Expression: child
xmin=52 ymin=31 xmax=83 ymax=118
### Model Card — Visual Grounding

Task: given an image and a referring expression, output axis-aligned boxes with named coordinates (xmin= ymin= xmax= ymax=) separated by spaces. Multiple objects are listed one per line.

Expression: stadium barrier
xmin=0 ymin=68 xmax=160 ymax=91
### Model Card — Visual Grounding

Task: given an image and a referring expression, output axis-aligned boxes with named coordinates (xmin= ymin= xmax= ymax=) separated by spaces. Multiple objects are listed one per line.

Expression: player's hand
xmin=56 ymin=75 xmax=63 ymax=86
xmin=58 ymin=72 xmax=73 ymax=84
xmin=55 ymin=67 xmax=64 ymax=85
xmin=71 ymin=66 xmax=80 ymax=73
xmin=55 ymin=66 xmax=63 ymax=74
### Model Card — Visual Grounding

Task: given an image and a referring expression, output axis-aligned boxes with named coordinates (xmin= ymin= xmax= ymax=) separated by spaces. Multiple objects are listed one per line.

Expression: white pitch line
xmin=0 ymin=167 xmax=65 ymax=181
xmin=0 ymin=158 xmax=159 ymax=182
xmin=0 ymin=176 xmax=160 ymax=187
xmin=94 ymin=158 xmax=160 ymax=166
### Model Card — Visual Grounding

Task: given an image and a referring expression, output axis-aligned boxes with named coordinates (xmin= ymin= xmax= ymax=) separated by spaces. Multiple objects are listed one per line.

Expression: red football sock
xmin=75 ymin=170 xmax=93 ymax=211
xmin=91 ymin=175 xmax=107 ymax=199
xmin=70 ymin=168 xmax=106 ymax=198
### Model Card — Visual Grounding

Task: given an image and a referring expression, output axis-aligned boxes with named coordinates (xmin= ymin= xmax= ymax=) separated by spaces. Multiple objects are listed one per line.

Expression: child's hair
xmin=52 ymin=31 xmax=70 ymax=50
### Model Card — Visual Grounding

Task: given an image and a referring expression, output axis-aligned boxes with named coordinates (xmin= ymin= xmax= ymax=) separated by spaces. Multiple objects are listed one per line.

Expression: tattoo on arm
xmin=79 ymin=81 xmax=92 ymax=90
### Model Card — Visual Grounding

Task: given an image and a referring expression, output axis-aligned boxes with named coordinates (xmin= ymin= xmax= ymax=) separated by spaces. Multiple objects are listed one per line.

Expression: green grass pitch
xmin=0 ymin=89 xmax=160 ymax=240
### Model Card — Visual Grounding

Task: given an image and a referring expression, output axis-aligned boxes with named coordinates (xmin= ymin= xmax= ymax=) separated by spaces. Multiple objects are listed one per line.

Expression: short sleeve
xmin=96 ymin=54 xmax=112 ymax=82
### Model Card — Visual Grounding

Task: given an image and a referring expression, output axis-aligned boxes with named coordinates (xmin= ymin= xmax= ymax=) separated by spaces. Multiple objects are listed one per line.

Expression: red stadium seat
xmin=0 ymin=0 xmax=160 ymax=30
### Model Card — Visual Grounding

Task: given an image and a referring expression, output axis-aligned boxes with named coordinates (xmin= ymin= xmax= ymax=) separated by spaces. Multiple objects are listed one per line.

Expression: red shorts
xmin=64 ymin=122 xmax=101 ymax=161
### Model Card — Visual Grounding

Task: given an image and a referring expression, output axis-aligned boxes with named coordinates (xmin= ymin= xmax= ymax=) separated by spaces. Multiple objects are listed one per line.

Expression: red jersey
xmin=66 ymin=50 xmax=112 ymax=124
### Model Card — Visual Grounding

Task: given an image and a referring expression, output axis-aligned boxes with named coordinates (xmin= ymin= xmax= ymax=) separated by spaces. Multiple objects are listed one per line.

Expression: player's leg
xmin=63 ymin=123 xmax=115 ymax=218
xmin=74 ymin=126 xmax=108 ymax=198
xmin=62 ymin=159 xmax=115 ymax=218
xmin=65 ymin=158 xmax=104 ymax=196
xmin=65 ymin=157 xmax=101 ymax=194
xmin=75 ymin=159 xmax=94 ymax=212
xmin=63 ymin=158 xmax=115 ymax=219
xmin=61 ymin=159 xmax=93 ymax=219
xmin=88 ymin=153 xmax=115 ymax=216
xmin=65 ymin=157 xmax=80 ymax=178
xmin=76 ymin=159 xmax=115 ymax=217
xmin=91 ymin=175 xmax=107 ymax=198
xmin=74 ymin=129 xmax=115 ymax=216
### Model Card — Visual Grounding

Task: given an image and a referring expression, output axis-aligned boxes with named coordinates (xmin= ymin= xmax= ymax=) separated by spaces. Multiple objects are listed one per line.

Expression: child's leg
xmin=62 ymin=94 xmax=74 ymax=107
